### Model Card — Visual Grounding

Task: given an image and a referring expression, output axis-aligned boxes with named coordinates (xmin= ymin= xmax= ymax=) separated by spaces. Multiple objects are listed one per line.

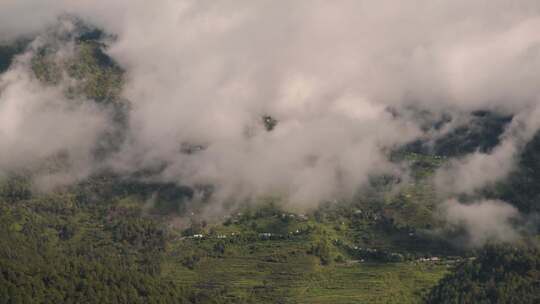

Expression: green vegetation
xmin=2 ymin=171 xmax=538 ymax=303
xmin=0 ymin=176 xmax=186 ymax=303
xmin=165 ymin=238 xmax=447 ymax=304
xmin=0 ymin=174 xmax=452 ymax=303
xmin=32 ymin=40 xmax=124 ymax=103
xmin=66 ymin=41 xmax=124 ymax=103
xmin=426 ymin=245 xmax=540 ymax=304
xmin=262 ymin=115 xmax=278 ymax=131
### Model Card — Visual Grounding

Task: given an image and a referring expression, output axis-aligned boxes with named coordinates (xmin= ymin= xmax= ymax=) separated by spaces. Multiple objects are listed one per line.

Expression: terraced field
xmin=163 ymin=238 xmax=448 ymax=303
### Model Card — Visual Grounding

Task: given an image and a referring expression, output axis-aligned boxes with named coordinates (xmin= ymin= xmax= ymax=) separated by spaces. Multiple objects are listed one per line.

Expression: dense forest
xmin=0 ymin=176 xmax=186 ymax=303
xmin=426 ymin=245 xmax=540 ymax=304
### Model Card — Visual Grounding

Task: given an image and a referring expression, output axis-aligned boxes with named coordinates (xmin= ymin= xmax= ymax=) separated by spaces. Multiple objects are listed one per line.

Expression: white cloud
xmin=440 ymin=199 xmax=521 ymax=246
xmin=2 ymin=1 xmax=540 ymax=208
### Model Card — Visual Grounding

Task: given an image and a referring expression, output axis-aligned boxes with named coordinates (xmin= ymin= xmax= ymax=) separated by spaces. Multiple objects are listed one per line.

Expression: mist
xmin=2 ymin=0 xmax=540 ymax=218
xmin=439 ymin=199 xmax=521 ymax=246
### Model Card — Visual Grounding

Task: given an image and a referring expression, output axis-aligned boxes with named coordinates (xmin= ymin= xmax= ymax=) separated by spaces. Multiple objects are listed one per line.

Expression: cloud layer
xmin=1 ymin=1 xmax=540 ymax=210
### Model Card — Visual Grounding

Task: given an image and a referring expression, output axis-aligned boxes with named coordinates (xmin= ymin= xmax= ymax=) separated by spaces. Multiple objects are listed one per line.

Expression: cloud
xmin=0 ymin=36 xmax=112 ymax=189
xmin=2 ymin=1 xmax=540 ymax=208
xmin=439 ymin=199 xmax=521 ymax=246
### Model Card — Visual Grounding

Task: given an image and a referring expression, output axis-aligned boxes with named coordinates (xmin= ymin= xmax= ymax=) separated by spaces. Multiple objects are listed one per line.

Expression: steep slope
xmin=426 ymin=245 xmax=540 ymax=304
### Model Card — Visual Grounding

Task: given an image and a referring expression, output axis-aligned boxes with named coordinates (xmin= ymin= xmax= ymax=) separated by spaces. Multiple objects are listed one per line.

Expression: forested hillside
xmin=426 ymin=245 xmax=540 ymax=304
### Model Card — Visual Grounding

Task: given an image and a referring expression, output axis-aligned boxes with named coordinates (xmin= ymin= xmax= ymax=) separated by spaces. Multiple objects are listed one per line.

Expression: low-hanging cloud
xmin=435 ymin=103 xmax=540 ymax=195
xmin=0 ymin=45 xmax=111 ymax=189
xmin=1 ymin=1 xmax=540 ymax=210
xmin=439 ymin=199 xmax=521 ymax=247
